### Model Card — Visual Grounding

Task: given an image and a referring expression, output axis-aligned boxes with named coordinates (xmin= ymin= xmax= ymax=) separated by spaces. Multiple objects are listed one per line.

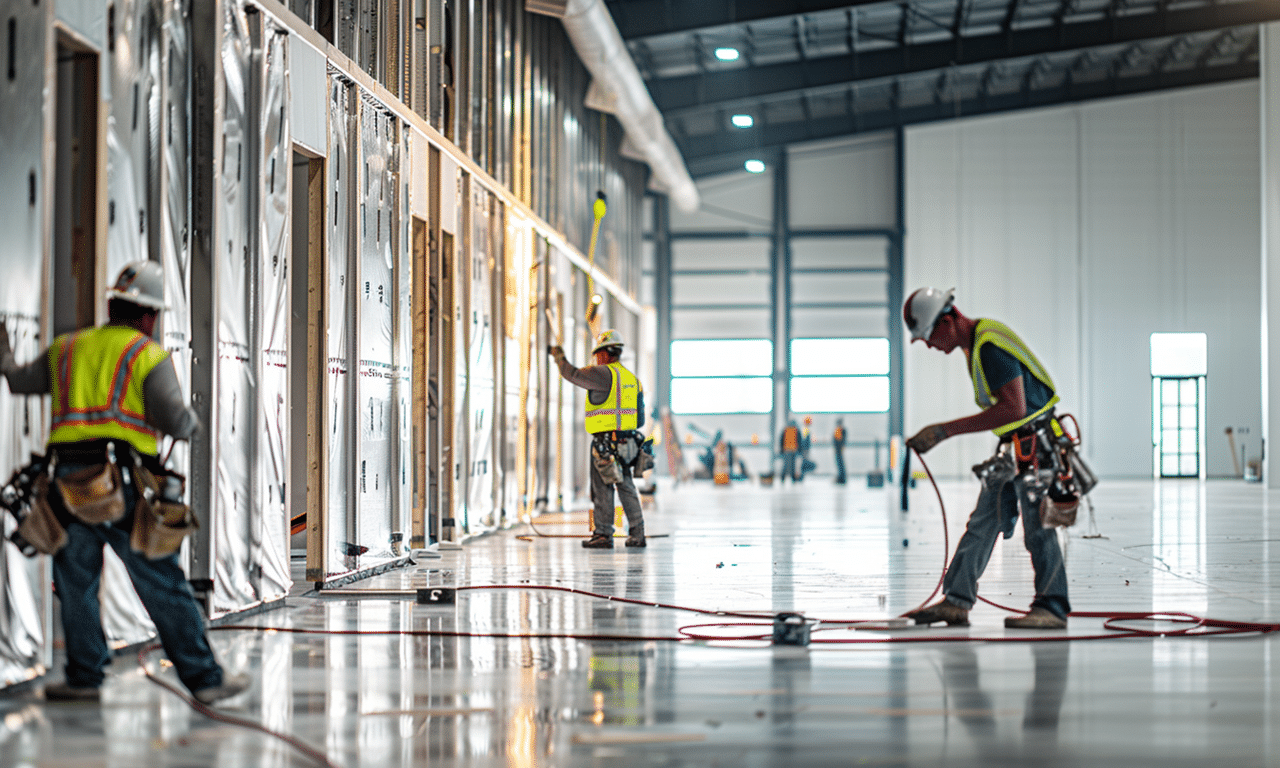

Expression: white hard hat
xmin=903 ymin=287 xmax=954 ymax=341
xmin=106 ymin=261 xmax=168 ymax=311
xmin=591 ymin=329 xmax=625 ymax=354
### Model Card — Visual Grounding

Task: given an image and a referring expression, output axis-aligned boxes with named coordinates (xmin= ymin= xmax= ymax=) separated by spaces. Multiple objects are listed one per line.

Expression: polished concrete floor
xmin=2 ymin=475 xmax=1278 ymax=767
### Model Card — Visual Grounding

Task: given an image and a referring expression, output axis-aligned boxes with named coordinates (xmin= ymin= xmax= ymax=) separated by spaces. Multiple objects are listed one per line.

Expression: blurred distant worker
xmin=779 ymin=420 xmax=801 ymax=482
xmin=833 ymin=418 xmax=847 ymax=485
xmin=0 ymin=262 xmax=250 ymax=702
xmin=901 ymin=287 xmax=1069 ymax=630
xmin=800 ymin=416 xmax=815 ymax=479
xmin=550 ymin=329 xmax=646 ymax=548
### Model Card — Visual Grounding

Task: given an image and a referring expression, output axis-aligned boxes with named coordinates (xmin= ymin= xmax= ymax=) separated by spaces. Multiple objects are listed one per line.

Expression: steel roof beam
xmin=605 ymin=0 xmax=887 ymax=40
xmin=680 ymin=59 xmax=1255 ymax=170
xmin=647 ymin=0 xmax=1278 ymax=113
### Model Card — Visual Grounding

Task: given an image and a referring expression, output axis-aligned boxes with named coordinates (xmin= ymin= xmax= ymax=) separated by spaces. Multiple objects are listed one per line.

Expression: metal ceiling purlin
xmin=605 ymin=0 xmax=883 ymax=40
xmin=646 ymin=1 xmax=1276 ymax=116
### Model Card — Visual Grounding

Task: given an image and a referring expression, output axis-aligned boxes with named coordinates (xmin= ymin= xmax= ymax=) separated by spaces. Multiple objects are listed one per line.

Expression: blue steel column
xmin=653 ymin=194 xmax=673 ymax=437
xmin=771 ymin=152 xmax=792 ymax=464
xmin=890 ymin=128 xmax=908 ymax=508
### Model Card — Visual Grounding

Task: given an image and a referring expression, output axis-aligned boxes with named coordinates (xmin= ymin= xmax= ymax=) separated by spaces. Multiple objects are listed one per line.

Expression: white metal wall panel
xmin=212 ymin=2 xmax=257 ymax=612
xmin=672 ymin=275 xmax=770 ymax=307
xmin=410 ymin=128 xmax=428 ymax=220
xmin=669 ymin=169 xmax=772 ymax=233
xmin=671 ymin=239 xmax=770 ymax=271
xmin=791 ymin=238 xmax=887 ymax=269
xmin=905 ymin=82 xmax=1260 ymax=478
xmin=0 ymin=0 xmax=51 ymax=687
xmin=788 ymin=133 xmax=896 ymax=229
xmin=792 ymin=273 xmax=886 ymax=304
xmin=790 ymin=308 xmax=887 ymax=339
xmin=288 ymin=34 xmax=328 ymax=156
xmin=673 ymin=310 xmax=771 ymax=340
xmin=255 ymin=25 xmax=291 ymax=600
xmin=440 ymin=156 xmax=458 ymax=235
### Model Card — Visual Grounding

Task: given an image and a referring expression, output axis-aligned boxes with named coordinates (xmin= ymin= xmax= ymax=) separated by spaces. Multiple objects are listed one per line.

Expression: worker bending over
xmin=550 ymin=329 xmax=646 ymax=549
xmin=902 ymin=287 xmax=1070 ymax=630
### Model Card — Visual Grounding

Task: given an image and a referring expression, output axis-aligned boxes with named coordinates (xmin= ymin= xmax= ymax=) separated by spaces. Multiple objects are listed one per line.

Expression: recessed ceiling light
xmin=714 ymin=47 xmax=740 ymax=62
xmin=744 ymin=159 xmax=766 ymax=173
xmin=731 ymin=114 xmax=754 ymax=128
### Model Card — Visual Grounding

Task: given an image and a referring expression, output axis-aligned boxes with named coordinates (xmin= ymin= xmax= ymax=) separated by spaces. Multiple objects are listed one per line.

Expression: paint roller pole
xmin=585 ymin=192 xmax=607 ymax=333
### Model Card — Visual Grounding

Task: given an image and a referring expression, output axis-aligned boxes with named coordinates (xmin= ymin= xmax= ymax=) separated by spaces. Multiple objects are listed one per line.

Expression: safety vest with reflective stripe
xmin=969 ymin=318 xmax=1060 ymax=437
xmin=48 ymin=325 xmax=169 ymax=456
xmin=584 ymin=363 xmax=641 ymax=434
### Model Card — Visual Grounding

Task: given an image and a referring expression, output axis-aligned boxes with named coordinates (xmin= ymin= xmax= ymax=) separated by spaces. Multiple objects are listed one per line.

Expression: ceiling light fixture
xmin=714 ymin=47 xmax=740 ymax=61
xmin=744 ymin=159 xmax=766 ymax=173
xmin=731 ymin=114 xmax=754 ymax=128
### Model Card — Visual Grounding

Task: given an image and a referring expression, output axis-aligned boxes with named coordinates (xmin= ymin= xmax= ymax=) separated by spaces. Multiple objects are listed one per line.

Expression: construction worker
xmin=0 ymin=261 xmax=250 ymax=702
xmin=550 ymin=329 xmax=646 ymax=548
xmin=833 ymin=418 xmax=847 ymax=484
xmin=800 ymin=415 xmax=815 ymax=479
xmin=778 ymin=420 xmax=801 ymax=482
xmin=901 ymin=287 xmax=1070 ymax=630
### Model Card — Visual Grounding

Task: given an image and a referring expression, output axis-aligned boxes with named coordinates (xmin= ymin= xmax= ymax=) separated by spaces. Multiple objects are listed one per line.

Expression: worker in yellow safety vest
xmin=550 ymin=329 xmax=647 ymax=549
xmin=0 ymin=261 xmax=249 ymax=704
xmin=900 ymin=287 xmax=1070 ymax=630
xmin=778 ymin=420 xmax=801 ymax=482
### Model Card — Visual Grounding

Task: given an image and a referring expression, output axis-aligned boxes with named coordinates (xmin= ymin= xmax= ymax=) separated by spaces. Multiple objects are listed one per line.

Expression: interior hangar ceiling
xmin=604 ymin=0 xmax=1269 ymax=177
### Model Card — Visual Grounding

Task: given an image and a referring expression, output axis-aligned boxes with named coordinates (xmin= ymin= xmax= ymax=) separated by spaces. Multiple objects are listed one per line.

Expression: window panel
xmin=791 ymin=338 xmax=889 ymax=375
xmin=671 ymin=377 xmax=772 ymax=414
xmin=790 ymin=376 xmax=889 ymax=413
xmin=671 ymin=339 xmax=772 ymax=377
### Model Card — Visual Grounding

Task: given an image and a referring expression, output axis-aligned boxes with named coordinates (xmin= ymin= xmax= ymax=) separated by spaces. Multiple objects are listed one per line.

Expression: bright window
xmin=670 ymin=339 xmax=773 ymax=414
xmin=671 ymin=377 xmax=772 ymax=414
xmin=1150 ymin=333 xmax=1207 ymax=376
xmin=789 ymin=337 xmax=890 ymax=413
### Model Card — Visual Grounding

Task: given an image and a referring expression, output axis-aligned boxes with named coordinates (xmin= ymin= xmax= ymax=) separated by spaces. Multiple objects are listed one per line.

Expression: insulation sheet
xmin=500 ymin=207 xmax=521 ymax=523
xmin=394 ymin=129 xmax=412 ymax=542
xmin=255 ymin=25 xmax=292 ymax=600
xmin=213 ymin=1 xmax=258 ymax=613
xmin=356 ymin=97 xmax=395 ymax=561
xmin=466 ymin=189 xmax=496 ymax=533
xmin=326 ymin=75 xmax=353 ymax=574
xmin=0 ymin=0 xmax=50 ymax=687
xmin=100 ymin=0 xmax=161 ymax=648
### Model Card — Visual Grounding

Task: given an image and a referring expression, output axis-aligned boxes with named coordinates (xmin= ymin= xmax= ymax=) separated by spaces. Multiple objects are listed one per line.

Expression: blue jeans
xmin=941 ymin=465 xmax=1071 ymax=620
xmin=51 ymin=462 xmax=223 ymax=692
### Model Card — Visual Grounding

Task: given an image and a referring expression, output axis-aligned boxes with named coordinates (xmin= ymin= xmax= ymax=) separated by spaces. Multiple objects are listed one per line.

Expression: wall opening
xmin=1151 ymin=333 xmax=1207 ymax=479
xmin=291 ymin=150 xmax=326 ymax=574
xmin=53 ymin=33 xmax=99 ymax=335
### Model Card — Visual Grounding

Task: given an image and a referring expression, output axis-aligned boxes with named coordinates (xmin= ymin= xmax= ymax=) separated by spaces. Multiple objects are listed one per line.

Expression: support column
xmin=1264 ymin=24 xmax=1280 ymax=487
xmin=653 ymin=194 xmax=672 ymax=430
xmin=771 ymin=151 xmax=792 ymax=466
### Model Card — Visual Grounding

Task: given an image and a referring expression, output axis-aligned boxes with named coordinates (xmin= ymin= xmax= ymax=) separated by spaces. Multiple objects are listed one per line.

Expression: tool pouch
xmin=633 ymin=437 xmax=656 ymax=477
xmin=129 ymin=463 xmax=197 ymax=559
xmin=54 ymin=462 xmax=126 ymax=525
xmin=591 ymin=437 xmax=625 ymax=485
xmin=16 ymin=474 xmax=69 ymax=555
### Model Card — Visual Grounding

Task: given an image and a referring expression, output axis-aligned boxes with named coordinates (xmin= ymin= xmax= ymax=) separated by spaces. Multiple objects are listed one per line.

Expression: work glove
xmin=547 ymin=345 xmax=564 ymax=361
xmin=906 ymin=424 xmax=948 ymax=454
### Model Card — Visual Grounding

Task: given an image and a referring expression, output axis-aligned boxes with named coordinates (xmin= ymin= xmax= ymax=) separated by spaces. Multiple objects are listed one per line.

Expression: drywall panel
xmin=410 ymin=128 xmax=428 ymax=220
xmin=288 ymin=34 xmax=328 ymax=156
xmin=440 ymin=155 xmax=458 ymax=234
xmin=466 ymin=188 xmax=497 ymax=533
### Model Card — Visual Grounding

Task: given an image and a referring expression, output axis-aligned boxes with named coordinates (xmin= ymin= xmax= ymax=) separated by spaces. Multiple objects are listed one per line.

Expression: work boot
xmin=581 ymin=534 xmax=613 ymax=549
xmin=1004 ymin=607 xmax=1067 ymax=629
xmin=44 ymin=682 xmax=101 ymax=702
xmin=194 ymin=672 xmax=251 ymax=706
xmin=625 ymin=526 xmax=646 ymax=548
xmin=904 ymin=599 xmax=970 ymax=626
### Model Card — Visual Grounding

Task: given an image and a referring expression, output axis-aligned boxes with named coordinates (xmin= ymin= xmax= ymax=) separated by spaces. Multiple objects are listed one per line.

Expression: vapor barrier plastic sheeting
xmin=213 ymin=1 xmax=258 ymax=614
xmin=256 ymin=25 xmax=292 ymax=601
xmin=100 ymin=0 xmax=162 ymax=650
xmin=466 ymin=189 xmax=496 ymax=533
xmin=356 ymin=96 xmax=395 ymax=561
xmin=499 ymin=207 xmax=521 ymax=523
xmin=161 ymin=0 xmax=193 ymax=513
xmin=0 ymin=0 xmax=50 ymax=689
xmin=326 ymin=75 xmax=353 ymax=575
xmin=394 ymin=129 xmax=412 ymax=541
xmin=106 ymin=0 xmax=160 ymax=282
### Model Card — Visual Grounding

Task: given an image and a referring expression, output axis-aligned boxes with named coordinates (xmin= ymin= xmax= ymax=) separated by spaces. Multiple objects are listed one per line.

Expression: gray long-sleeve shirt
xmin=1 ymin=330 xmax=201 ymax=440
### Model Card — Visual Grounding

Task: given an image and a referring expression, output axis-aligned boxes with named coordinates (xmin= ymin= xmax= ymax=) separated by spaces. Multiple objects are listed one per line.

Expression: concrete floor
xmin=2 ymin=476 xmax=1278 ymax=767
